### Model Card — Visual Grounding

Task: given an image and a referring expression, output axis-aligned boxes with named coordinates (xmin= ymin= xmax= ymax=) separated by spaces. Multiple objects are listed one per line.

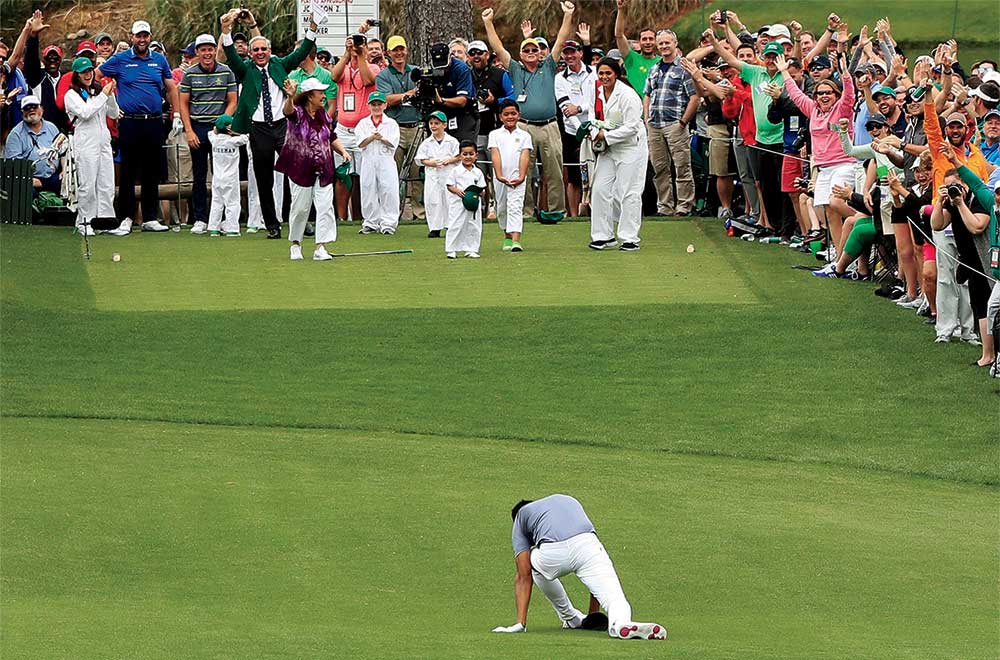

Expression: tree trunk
xmin=400 ymin=0 xmax=473 ymax=66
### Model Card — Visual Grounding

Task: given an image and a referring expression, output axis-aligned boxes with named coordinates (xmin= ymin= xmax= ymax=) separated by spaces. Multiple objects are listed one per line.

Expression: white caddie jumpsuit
xmin=355 ymin=114 xmax=400 ymax=232
xmin=445 ymin=164 xmax=487 ymax=255
xmin=414 ymin=133 xmax=460 ymax=233
xmin=208 ymin=131 xmax=248 ymax=234
xmin=590 ymin=79 xmax=648 ymax=245
xmin=64 ymin=87 xmax=119 ymax=229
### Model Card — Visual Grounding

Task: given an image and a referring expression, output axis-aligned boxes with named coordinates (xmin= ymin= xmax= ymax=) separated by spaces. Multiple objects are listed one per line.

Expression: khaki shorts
xmin=707 ymin=124 xmax=733 ymax=176
xmin=164 ymin=131 xmax=192 ymax=184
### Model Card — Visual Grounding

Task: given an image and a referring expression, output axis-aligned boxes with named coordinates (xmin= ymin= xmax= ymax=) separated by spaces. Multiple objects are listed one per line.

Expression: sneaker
xmin=615 ymin=622 xmax=667 ymax=640
xmin=141 ymin=220 xmax=170 ymax=232
xmin=313 ymin=246 xmax=333 ymax=261
xmin=589 ymin=239 xmax=618 ymax=250
xmin=510 ymin=241 xmax=523 ymax=252
xmin=290 ymin=244 xmax=303 ymax=261
xmin=719 ymin=207 xmax=734 ymax=220
xmin=76 ymin=224 xmax=95 ymax=237
xmin=225 ymin=231 xmax=240 ymax=237
xmin=502 ymin=238 xmax=514 ymax=251
xmin=961 ymin=335 xmax=982 ymax=347
xmin=619 ymin=242 xmax=640 ymax=251
xmin=804 ymin=228 xmax=824 ymax=241
xmin=934 ymin=335 xmax=950 ymax=343
xmin=246 ymin=226 xmax=260 ymax=234
xmin=379 ymin=227 xmax=396 ymax=235
xmin=359 ymin=226 xmax=377 ymax=234
xmin=561 ymin=610 xmax=586 ymax=630
xmin=190 ymin=221 xmax=208 ymax=235
xmin=896 ymin=295 xmax=923 ymax=309
xmin=428 ymin=229 xmax=442 ymax=238
xmin=446 ymin=251 xmax=457 ymax=259
xmin=812 ymin=263 xmax=840 ymax=278
xmin=465 ymin=252 xmax=480 ymax=258
xmin=209 ymin=230 xmax=220 ymax=237
xmin=107 ymin=218 xmax=133 ymax=236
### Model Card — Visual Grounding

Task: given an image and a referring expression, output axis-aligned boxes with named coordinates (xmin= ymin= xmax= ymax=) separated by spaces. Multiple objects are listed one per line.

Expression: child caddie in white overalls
xmin=355 ymin=91 xmax=401 ymax=234
xmin=445 ymin=140 xmax=487 ymax=258
xmin=415 ymin=110 xmax=460 ymax=238
xmin=208 ymin=114 xmax=248 ymax=236
xmin=488 ymin=100 xmax=532 ymax=252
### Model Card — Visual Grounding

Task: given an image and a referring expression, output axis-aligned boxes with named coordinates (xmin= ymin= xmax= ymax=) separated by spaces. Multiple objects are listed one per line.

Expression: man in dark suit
xmin=220 ymin=8 xmax=317 ymax=239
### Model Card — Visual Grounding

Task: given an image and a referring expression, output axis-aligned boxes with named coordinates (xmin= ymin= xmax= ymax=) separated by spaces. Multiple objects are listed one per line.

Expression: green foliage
xmin=143 ymin=0 xmax=297 ymax=54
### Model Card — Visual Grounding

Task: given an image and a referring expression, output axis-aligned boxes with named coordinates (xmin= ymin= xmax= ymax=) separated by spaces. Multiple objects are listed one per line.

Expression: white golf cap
xmin=765 ymin=24 xmax=791 ymax=39
xmin=467 ymin=40 xmax=488 ymax=53
xmin=194 ymin=34 xmax=217 ymax=48
xmin=131 ymin=20 xmax=151 ymax=35
xmin=299 ymin=78 xmax=329 ymax=93
xmin=970 ymin=86 xmax=1000 ymax=103
xmin=982 ymin=71 xmax=1000 ymax=86
xmin=20 ymin=94 xmax=41 ymax=109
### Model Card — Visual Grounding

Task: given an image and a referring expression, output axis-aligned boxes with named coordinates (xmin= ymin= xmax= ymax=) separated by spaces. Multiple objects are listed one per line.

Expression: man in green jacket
xmin=220 ymin=8 xmax=317 ymax=239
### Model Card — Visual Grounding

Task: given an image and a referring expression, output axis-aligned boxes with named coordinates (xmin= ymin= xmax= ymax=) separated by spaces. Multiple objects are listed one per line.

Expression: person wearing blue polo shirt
xmin=3 ymin=94 xmax=62 ymax=194
xmin=98 ymin=19 xmax=182 ymax=235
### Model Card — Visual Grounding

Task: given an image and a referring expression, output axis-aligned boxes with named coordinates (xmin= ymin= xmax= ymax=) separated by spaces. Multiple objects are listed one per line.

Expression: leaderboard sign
xmin=296 ymin=0 xmax=381 ymax=56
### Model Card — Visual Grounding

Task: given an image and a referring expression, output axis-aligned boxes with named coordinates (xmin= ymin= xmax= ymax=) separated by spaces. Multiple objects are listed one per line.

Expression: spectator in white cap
xmin=98 ymin=18 xmax=182 ymax=234
xmin=179 ymin=33 xmax=238 ymax=235
xmin=3 ymin=94 xmax=62 ymax=194
xmin=274 ymin=76 xmax=350 ymax=261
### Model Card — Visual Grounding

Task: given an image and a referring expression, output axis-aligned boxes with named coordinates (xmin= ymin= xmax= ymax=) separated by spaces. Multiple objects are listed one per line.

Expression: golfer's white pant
xmin=246 ymin=148 xmax=265 ymax=229
xmin=424 ymin=177 xmax=448 ymax=232
xmin=445 ymin=206 xmax=482 ymax=254
xmin=74 ymin=136 xmax=116 ymax=226
xmin=288 ymin=180 xmax=336 ymax=244
xmin=590 ymin=152 xmax=645 ymax=244
xmin=530 ymin=532 xmax=632 ymax=637
xmin=208 ymin=179 xmax=242 ymax=234
xmin=360 ymin=157 xmax=400 ymax=232
xmin=987 ymin=282 xmax=1000 ymax=337
xmin=494 ymin=178 xmax=525 ymax=234
xmin=933 ymin=230 xmax=974 ymax=338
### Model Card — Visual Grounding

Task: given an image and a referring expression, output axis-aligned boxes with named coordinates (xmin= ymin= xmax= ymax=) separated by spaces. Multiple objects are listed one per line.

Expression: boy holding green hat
xmin=207 ymin=113 xmax=248 ymax=236
xmin=356 ymin=91 xmax=401 ymax=234
xmin=415 ymin=110 xmax=461 ymax=238
xmin=445 ymin=139 xmax=487 ymax=258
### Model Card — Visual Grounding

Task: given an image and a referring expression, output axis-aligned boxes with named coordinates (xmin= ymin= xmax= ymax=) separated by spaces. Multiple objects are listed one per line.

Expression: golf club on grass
xmin=329 ymin=249 xmax=414 ymax=258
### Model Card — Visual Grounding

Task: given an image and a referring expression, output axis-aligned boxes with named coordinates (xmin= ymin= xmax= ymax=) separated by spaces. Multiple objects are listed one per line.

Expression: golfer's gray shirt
xmin=511 ymin=494 xmax=596 ymax=556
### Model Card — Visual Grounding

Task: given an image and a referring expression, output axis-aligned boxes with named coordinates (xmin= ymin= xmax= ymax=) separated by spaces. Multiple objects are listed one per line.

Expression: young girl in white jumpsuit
xmin=355 ymin=92 xmax=400 ymax=234
xmin=63 ymin=57 xmax=119 ymax=235
xmin=588 ymin=58 xmax=647 ymax=251
xmin=207 ymin=114 xmax=248 ymax=236
xmin=415 ymin=111 xmax=460 ymax=238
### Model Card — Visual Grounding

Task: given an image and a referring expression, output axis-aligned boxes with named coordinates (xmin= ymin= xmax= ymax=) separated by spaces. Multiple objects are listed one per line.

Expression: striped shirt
xmin=179 ymin=62 xmax=237 ymax=124
xmin=643 ymin=57 xmax=695 ymax=128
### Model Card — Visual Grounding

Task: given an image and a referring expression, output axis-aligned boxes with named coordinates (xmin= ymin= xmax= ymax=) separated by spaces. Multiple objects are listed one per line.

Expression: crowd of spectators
xmin=1 ymin=4 xmax=998 ymax=374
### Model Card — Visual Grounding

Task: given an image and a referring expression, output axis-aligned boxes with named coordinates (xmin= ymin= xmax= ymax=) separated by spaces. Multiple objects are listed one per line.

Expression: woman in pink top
xmin=776 ymin=52 xmax=855 ymax=250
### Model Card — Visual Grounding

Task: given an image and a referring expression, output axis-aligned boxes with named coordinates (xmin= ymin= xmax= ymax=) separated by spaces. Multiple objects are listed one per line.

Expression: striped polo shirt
xmin=179 ymin=62 xmax=238 ymax=124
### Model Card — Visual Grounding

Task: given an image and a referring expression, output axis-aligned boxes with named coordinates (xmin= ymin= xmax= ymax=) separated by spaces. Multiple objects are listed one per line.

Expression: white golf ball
xmin=112 ymin=253 xmax=121 ymax=262
xmin=686 ymin=244 xmax=695 ymax=253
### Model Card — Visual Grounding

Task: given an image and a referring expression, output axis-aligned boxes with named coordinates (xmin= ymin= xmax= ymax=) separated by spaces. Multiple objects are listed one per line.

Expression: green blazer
xmin=223 ymin=36 xmax=315 ymax=134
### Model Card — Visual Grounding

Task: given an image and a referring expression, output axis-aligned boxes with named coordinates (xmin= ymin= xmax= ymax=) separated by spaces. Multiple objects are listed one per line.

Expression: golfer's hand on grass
xmin=492 ymin=622 xmax=525 ymax=633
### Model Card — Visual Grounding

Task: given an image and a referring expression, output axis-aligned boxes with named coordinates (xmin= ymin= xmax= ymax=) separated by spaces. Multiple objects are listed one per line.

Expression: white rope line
xmin=905 ymin=214 xmax=998 ymax=285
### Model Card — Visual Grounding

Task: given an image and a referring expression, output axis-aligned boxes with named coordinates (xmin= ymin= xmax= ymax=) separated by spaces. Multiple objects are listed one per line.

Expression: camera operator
xmin=468 ymin=40 xmax=515 ymax=214
xmin=423 ymin=41 xmax=478 ymax=144
xmin=376 ymin=35 xmax=424 ymax=221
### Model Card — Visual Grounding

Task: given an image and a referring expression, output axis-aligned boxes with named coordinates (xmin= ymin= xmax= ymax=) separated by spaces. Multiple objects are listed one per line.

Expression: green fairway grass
xmin=1 ymin=219 xmax=997 ymax=658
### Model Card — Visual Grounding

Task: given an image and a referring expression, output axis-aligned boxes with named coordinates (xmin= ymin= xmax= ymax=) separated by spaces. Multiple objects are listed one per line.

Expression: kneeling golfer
xmin=492 ymin=493 xmax=667 ymax=640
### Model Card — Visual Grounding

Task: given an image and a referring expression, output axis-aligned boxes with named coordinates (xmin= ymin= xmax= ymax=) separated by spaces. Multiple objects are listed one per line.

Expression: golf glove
xmin=492 ymin=623 xmax=525 ymax=633
xmin=170 ymin=114 xmax=184 ymax=137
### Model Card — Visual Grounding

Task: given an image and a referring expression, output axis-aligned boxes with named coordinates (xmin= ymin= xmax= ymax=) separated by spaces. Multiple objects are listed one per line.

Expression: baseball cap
xmin=607 ymin=48 xmax=623 ymax=60
xmin=183 ymin=43 xmax=197 ymax=57
xmin=367 ymin=90 xmax=386 ymax=104
xmin=776 ymin=37 xmax=792 ymax=46
xmin=232 ymin=32 xmax=248 ymax=42
xmin=809 ymin=55 xmax=832 ymax=70
xmin=20 ymin=94 xmax=41 ymax=109
xmin=71 ymin=56 xmax=95 ymax=73
xmin=76 ymin=40 xmax=97 ymax=56
xmin=41 ymin=45 xmax=62 ymax=59
xmin=983 ymin=108 xmax=1000 ymax=121
xmin=868 ymin=60 xmax=888 ymax=73
xmin=467 ymin=40 xmax=488 ymax=54
xmin=865 ymin=112 xmax=888 ymax=128
xmin=150 ymin=41 xmax=165 ymax=52
xmin=94 ymin=32 xmax=113 ymax=45
xmin=762 ymin=42 xmax=783 ymax=57
xmin=765 ymin=24 xmax=791 ymax=39
xmin=520 ymin=38 xmax=539 ymax=51
xmin=215 ymin=114 xmax=233 ymax=131
xmin=591 ymin=47 xmax=606 ymax=58
xmin=944 ymin=111 xmax=968 ymax=126
xmin=195 ymin=34 xmax=217 ymax=48
xmin=982 ymin=71 xmax=1000 ymax=86
xmin=300 ymin=78 xmax=329 ymax=94
xmin=131 ymin=20 xmax=152 ymax=35
xmin=562 ymin=40 xmax=581 ymax=51
xmin=428 ymin=110 xmax=447 ymax=122
xmin=386 ymin=36 xmax=407 ymax=51
xmin=536 ymin=37 xmax=549 ymax=48
xmin=872 ymin=85 xmax=896 ymax=99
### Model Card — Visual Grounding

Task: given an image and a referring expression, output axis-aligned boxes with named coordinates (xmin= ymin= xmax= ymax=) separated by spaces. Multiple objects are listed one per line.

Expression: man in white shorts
xmin=492 ymin=493 xmax=667 ymax=640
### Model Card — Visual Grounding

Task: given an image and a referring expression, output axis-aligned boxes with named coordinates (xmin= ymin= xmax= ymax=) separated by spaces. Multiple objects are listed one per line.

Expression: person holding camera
xmin=423 ymin=41 xmax=478 ymax=144
xmin=376 ymin=35 xmax=424 ymax=222
xmin=468 ymin=40 xmax=515 ymax=217
xmin=329 ymin=23 xmax=380 ymax=225
xmin=220 ymin=9 xmax=318 ymax=240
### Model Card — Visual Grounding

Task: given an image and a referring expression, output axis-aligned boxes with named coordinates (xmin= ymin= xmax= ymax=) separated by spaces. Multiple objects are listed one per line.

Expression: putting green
xmin=2 ymin=417 xmax=995 ymax=659
xmin=79 ymin=221 xmax=757 ymax=312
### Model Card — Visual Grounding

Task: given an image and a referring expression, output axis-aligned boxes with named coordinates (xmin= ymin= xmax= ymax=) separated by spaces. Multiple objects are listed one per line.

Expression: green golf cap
xmin=367 ymin=91 xmax=387 ymax=104
xmin=71 ymin=57 xmax=95 ymax=73
xmin=462 ymin=189 xmax=481 ymax=212
xmin=215 ymin=114 xmax=234 ymax=131
xmin=872 ymin=85 xmax=896 ymax=98
xmin=428 ymin=110 xmax=447 ymax=122
xmin=575 ymin=121 xmax=592 ymax=143
xmin=762 ymin=42 xmax=783 ymax=57
xmin=536 ymin=209 xmax=564 ymax=224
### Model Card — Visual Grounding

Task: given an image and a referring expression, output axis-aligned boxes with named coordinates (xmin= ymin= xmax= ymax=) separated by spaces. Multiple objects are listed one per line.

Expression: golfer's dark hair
xmin=596 ymin=57 xmax=626 ymax=84
xmin=511 ymin=499 xmax=533 ymax=521
xmin=459 ymin=139 xmax=477 ymax=152
xmin=499 ymin=99 xmax=520 ymax=113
